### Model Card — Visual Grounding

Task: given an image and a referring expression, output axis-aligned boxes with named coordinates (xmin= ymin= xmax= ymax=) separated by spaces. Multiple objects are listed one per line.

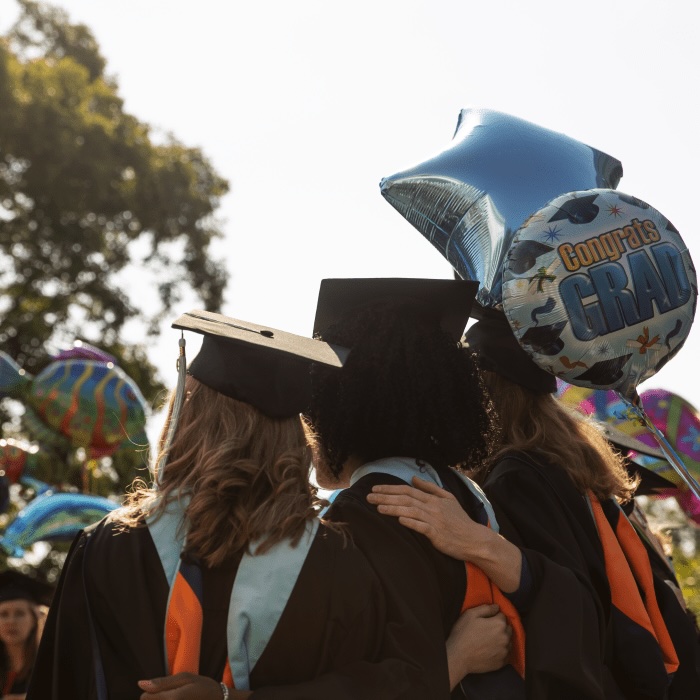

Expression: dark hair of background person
xmin=469 ymin=367 xmax=637 ymax=502
xmin=0 ymin=600 xmax=39 ymax=692
xmin=307 ymin=300 xmax=498 ymax=480
xmin=114 ymin=375 xmax=322 ymax=566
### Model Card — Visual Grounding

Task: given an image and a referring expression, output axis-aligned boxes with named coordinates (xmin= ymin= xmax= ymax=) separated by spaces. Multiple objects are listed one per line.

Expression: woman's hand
xmin=138 ymin=674 xmax=252 ymax=699
xmin=367 ymin=476 xmax=522 ymax=592
xmin=367 ymin=476 xmax=483 ymax=560
xmin=446 ymin=604 xmax=512 ymax=688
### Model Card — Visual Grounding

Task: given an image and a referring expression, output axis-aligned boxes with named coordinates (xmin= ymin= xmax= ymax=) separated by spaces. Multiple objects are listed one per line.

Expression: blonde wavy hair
xmin=470 ymin=370 xmax=637 ymax=502
xmin=112 ymin=376 xmax=322 ymax=567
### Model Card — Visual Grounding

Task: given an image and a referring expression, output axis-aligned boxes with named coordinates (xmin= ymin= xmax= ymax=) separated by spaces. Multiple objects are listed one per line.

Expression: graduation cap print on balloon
xmin=380 ymin=108 xmax=622 ymax=310
xmin=501 ymin=189 xmax=699 ymax=499
xmin=502 ymin=190 xmax=696 ymax=400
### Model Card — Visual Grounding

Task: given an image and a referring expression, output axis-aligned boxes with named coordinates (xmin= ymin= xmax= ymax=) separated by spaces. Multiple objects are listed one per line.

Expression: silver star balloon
xmin=380 ymin=108 xmax=623 ymax=310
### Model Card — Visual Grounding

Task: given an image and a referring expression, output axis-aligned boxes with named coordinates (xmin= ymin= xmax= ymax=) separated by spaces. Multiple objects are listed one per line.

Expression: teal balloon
xmin=0 ymin=491 xmax=118 ymax=557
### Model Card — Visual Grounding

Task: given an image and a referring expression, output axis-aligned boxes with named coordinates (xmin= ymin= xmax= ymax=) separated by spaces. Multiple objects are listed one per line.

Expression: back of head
xmin=308 ymin=299 xmax=498 ymax=479
xmin=119 ymin=378 xmax=317 ymax=566
xmin=475 ymin=367 xmax=635 ymax=501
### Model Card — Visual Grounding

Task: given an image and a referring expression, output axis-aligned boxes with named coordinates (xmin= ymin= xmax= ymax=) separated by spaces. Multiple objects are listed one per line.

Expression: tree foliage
xmin=0 ymin=2 xmax=229 ymax=572
xmin=0 ymin=0 xmax=230 ymax=386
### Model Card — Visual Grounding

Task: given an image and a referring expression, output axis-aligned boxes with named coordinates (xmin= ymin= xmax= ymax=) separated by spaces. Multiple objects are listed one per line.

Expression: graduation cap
xmin=152 ymin=310 xmax=349 ymax=484
xmin=0 ymin=569 xmax=54 ymax=607
xmin=172 ymin=310 xmax=349 ymax=418
xmin=313 ymin=278 xmax=480 ymax=342
xmin=598 ymin=423 xmax=676 ymax=496
xmin=462 ymin=308 xmax=557 ymax=394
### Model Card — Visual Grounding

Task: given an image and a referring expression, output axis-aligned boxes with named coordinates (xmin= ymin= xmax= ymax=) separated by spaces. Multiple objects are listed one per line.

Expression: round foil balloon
xmin=0 ymin=351 xmax=149 ymax=456
xmin=556 ymin=380 xmax=631 ymax=423
xmin=635 ymin=388 xmax=700 ymax=523
xmin=380 ymin=108 xmax=622 ymax=309
xmin=502 ymin=189 xmax=697 ymax=401
xmin=556 ymin=379 xmax=672 ymax=479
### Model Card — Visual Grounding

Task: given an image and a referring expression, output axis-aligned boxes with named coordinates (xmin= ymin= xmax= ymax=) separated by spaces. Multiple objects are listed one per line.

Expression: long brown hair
xmin=470 ymin=370 xmax=636 ymax=501
xmin=113 ymin=376 xmax=322 ymax=566
xmin=0 ymin=601 xmax=39 ymax=690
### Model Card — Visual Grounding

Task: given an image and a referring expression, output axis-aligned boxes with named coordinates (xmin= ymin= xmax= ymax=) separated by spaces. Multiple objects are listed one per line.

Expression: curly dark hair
xmin=306 ymin=300 xmax=498 ymax=479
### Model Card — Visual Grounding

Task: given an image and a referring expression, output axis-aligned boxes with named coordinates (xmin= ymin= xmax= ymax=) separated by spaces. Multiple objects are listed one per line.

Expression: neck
xmin=339 ymin=455 xmax=365 ymax=486
xmin=5 ymin=643 xmax=25 ymax=671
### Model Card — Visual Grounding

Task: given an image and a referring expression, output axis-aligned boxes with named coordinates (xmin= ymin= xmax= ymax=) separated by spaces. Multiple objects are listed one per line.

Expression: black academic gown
xmin=482 ymin=451 xmax=700 ymax=700
xmin=324 ymin=466 xmax=527 ymax=700
xmin=26 ymin=515 xmax=432 ymax=700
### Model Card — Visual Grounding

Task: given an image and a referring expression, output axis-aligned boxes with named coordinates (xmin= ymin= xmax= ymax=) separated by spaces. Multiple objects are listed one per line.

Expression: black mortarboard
xmin=313 ymin=278 xmax=479 ymax=342
xmin=598 ymin=423 xmax=676 ymax=496
xmin=172 ymin=310 xmax=349 ymax=418
xmin=462 ymin=308 xmax=557 ymax=394
xmin=0 ymin=569 xmax=54 ymax=606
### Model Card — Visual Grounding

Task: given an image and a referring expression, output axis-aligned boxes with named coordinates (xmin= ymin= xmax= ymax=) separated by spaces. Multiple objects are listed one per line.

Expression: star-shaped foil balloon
xmin=380 ymin=108 xmax=623 ymax=310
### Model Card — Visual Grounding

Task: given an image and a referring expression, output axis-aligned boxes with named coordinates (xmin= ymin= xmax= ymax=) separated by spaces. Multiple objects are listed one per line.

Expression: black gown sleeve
xmin=483 ymin=458 xmax=611 ymax=700
xmin=27 ymin=519 xmax=169 ymax=700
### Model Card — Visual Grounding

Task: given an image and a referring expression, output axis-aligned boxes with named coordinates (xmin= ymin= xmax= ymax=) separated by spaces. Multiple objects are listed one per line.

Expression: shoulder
xmin=312 ymin=523 xmax=380 ymax=584
xmin=485 ymin=451 xmax=576 ymax=496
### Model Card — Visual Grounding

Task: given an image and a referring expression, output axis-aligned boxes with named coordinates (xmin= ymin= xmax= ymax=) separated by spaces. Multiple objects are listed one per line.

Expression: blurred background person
xmin=0 ymin=569 xmax=53 ymax=700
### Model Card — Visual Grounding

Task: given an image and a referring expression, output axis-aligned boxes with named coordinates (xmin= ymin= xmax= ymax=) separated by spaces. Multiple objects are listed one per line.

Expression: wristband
xmin=220 ymin=682 xmax=230 ymax=700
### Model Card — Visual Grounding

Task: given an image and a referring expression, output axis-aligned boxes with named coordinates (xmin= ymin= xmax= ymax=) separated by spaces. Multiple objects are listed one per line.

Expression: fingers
xmin=410 ymin=476 xmax=454 ymax=499
xmin=397 ymin=515 xmax=432 ymax=536
xmin=138 ymin=674 xmax=196 ymax=692
xmin=369 ymin=483 xmax=432 ymax=503
xmin=374 ymin=501 xmax=426 ymax=521
xmin=460 ymin=603 xmax=500 ymax=621
xmin=474 ymin=603 xmax=501 ymax=617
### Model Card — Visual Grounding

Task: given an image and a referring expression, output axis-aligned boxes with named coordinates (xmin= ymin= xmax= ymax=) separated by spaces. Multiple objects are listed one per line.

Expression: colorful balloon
xmin=556 ymin=380 xmax=673 ymax=482
xmin=0 ymin=491 xmax=118 ymax=558
xmin=557 ymin=381 xmax=700 ymax=522
xmin=0 ymin=438 xmax=43 ymax=483
xmin=380 ymin=108 xmax=622 ymax=309
xmin=635 ymin=388 xmax=700 ymax=523
xmin=502 ymin=190 xmax=697 ymax=401
xmin=0 ymin=351 xmax=149 ymax=456
xmin=53 ymin=341 xmax=118 ymax=364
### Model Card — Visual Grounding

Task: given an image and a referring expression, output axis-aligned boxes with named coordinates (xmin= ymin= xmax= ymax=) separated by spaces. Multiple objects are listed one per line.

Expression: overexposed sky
xmin=3 ymin=0 xmax=699 ymax=423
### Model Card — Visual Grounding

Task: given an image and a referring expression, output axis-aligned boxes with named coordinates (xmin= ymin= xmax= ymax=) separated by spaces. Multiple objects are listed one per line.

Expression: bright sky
xmin=3 ymin=0 xmax=700 ymax=428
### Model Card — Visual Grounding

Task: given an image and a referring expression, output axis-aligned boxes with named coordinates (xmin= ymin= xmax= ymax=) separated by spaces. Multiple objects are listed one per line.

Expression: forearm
xmin=460 ymin=529 xmax=522 ymax=593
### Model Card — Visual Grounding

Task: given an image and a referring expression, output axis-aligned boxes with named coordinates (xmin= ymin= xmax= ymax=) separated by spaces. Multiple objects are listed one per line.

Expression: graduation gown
xmin=482 ymin=451 xmax=700 ymax=699
xmin=26 ymin=514 xmax=433 ymax=700
xmin=324 ymin=461 xmax=527 ymax=700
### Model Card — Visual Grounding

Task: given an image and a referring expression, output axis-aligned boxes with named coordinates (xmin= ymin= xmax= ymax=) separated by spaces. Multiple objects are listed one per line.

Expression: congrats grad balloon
xmin=503 ymin=189 xmax=699 ymax=497
xmin=502 ymin=189 xmax=696 ymax=400
xmin=380 ymin=108 xmax=622 ymax=309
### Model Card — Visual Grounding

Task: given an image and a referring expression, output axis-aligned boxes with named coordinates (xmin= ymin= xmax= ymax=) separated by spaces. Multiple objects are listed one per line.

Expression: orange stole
xmin=588 ymin=495 xmax=679 ymax=674
xmin=166 ymin=560 xmax=234 ymax=687
xmin=461 ymin=562 xmax=526 ymax=678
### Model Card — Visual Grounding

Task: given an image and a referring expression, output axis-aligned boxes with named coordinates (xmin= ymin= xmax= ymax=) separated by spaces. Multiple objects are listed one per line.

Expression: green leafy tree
xmin=0 ymin=0 xmax=229 ymax=380
xmin=0 ymin=1 xmax=229 ymax=572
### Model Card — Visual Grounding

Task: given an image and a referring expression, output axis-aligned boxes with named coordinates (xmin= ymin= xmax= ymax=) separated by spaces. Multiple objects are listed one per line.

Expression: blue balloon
xmin=0 ymin=491 xmax=118 ymax=557
xmin=380 ymin=108 xmax=622 ymax=309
